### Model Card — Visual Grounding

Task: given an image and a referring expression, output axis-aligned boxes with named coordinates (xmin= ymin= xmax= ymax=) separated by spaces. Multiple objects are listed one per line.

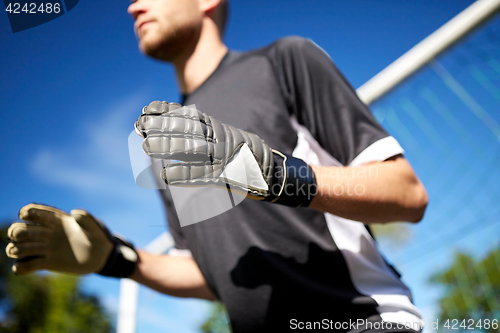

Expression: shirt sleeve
xmin=265 ymin=36 xmax=403 ymax=166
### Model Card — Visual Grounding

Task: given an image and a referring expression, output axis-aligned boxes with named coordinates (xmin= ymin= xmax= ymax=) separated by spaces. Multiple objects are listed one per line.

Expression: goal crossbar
xmin=357 ymin=0 xmax=500 ymax=106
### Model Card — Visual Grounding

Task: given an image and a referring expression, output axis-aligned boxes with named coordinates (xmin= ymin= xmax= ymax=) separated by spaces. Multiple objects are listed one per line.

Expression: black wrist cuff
xmin=98 ymin=237 xmax=138 ymax=278
xmin=265 ymin=152 xmax=317 ymax=207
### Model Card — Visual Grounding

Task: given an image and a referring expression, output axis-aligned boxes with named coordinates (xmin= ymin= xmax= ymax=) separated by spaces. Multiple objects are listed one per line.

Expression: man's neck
xmin=174 ymin=19 xmax=228 ymax=95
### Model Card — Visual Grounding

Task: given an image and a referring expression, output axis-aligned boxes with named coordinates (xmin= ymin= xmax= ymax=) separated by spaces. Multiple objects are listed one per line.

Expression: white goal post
xmin=116 ymin=232 xmax=174 ymax=333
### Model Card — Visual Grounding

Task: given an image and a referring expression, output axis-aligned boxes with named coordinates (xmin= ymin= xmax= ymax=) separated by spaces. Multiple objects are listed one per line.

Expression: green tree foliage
xmin=201 ymin=301 xmax=232 ymax=333
xmin=370 ymin=222 xmax=413 ymax=248
xmin=0 ymin=226 xmax=113 ymax=333
xmin=430 ymin=245 xmax=500 ymax=332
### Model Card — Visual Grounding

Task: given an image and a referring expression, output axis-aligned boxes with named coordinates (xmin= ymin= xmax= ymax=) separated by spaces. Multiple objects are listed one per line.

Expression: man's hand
xmin=135 ymin=101 xmax=318 ymax=207
xmin=6 ymin=203 xmax=137 ymax=277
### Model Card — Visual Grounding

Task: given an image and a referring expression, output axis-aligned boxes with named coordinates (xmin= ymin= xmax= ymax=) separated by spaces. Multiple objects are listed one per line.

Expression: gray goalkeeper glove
xmin=5 ymin=203 xmax=137 ymax=278
xmin=134 ymin=101 xmax=317 ymax=207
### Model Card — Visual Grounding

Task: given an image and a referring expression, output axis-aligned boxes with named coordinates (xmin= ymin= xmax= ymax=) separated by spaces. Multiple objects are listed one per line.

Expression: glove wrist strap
xmin=265 ymin=151 xmax=317 ymax=207
xmin=98 ymin=237 xmax=138 ymax=278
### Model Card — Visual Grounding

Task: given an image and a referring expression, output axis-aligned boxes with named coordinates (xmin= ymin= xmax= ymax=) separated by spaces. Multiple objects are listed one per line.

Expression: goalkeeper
xmin=6 ymin=0 xmax=428 ymax=332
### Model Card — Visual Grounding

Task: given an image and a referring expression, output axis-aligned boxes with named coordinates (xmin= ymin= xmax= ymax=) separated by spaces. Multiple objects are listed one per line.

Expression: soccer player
xmin=6 ymin=1 xmax=428 ymax=332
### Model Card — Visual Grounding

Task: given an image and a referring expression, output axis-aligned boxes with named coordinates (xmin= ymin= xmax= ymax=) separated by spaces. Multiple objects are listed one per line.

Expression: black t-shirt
xmin=159 ymin=37 xmax=423 ymax=333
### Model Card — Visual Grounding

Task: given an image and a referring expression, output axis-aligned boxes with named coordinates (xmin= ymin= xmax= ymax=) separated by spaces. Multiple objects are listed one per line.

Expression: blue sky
xmin=2 ymin=0 xmax=495 ymax=332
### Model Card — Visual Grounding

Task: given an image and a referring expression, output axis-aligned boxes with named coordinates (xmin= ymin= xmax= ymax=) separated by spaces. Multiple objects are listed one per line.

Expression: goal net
xmin=362 ymin=1 xmax=500 ymax=330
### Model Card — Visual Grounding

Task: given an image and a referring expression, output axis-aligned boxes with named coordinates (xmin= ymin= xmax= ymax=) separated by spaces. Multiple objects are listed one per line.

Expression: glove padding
xmin=6 ymin=203 xmax=137 ymax=278
xmin=135 ymin=101 xmax=317 ymax=207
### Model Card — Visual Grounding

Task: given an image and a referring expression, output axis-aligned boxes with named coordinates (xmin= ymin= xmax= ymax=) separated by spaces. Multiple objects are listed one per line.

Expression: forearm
xmin=130 ymin=250 xmax=216 ymax=301
xmin=309 ymin=156 xmax=428 ymax=224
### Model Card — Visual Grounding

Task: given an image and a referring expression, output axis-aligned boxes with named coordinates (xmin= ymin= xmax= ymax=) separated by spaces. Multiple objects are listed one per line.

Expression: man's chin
xmin=138 ymin=28 xmax=199 ymax=63
xmin=140 ymin=41 xmax=175 ymax=62
xmin=139 ymin=39 xmax=161 ymax=58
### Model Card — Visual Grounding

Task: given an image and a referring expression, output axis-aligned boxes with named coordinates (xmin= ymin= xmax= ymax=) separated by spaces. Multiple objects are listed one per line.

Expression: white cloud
xmin=30 ymin=92 xmax=148 ymax=203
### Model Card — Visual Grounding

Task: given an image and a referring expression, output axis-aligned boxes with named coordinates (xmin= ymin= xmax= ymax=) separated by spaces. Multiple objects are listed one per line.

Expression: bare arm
xmin=309 ymin=155 xmax=428 ymax=224
xmin=130 ymin=250 xmax=216 ymax=301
